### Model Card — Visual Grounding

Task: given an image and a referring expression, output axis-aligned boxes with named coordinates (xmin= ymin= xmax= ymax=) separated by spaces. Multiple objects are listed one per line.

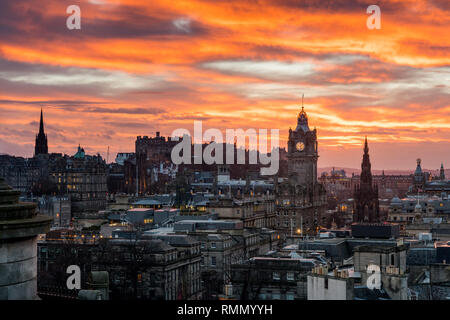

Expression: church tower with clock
xmin=274 ymin=99 xmax=327 ymax=236
xmin=287 ymin=105 xmax=318 ymax=188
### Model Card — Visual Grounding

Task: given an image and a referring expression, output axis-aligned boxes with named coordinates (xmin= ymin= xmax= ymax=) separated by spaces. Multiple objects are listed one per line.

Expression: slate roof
xmin=353 ymin=286 xmax=391 ymax=300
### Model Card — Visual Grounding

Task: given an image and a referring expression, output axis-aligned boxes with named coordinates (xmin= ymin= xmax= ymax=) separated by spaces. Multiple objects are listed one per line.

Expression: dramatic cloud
xmin=0 ymin=0 xmax=449 ymax=169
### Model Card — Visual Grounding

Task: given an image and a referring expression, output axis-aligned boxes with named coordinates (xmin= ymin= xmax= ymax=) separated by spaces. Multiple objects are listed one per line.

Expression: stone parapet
xmin=0 ymin=178 xmax=52 ymax=300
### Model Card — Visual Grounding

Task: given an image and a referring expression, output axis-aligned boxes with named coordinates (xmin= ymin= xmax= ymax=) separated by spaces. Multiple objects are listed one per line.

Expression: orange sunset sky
xmin=0 ymin=0 xmax=449 ymax=170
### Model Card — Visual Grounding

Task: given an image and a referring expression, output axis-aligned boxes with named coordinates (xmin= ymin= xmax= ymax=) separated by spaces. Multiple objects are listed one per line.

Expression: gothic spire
xmin=34 ymin=108 xmax=48 ymax=156
xmin=354 ymin=136 xmax=380 ymax=223
xmin=360 ymin=136 xmax=372 ymax=186
xmin=39 ymin=108 xmax=45 ymax=135
xmin=364 ymin=136 xmax=368 ymax=154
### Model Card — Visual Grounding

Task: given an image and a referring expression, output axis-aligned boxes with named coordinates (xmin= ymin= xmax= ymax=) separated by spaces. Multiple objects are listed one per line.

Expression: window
xmin=211 ymin=242 xmax=216 ymax=249
xmin=287 ymin=272 xmax=295 ymax=281
xmin=286 ymin=293 xmax=294 ymax=300
xmin=272 ymin=293 xmax=280 ymax=300
xmin=324 ymin=278 xmax=328 ymax=289
xmin=391 ymin=254 xmax=395 ymax=266
xmin=211 ymin=256 xmax=216 ymax=266
xmin=273 ymin=272 xmax=280 ymax=281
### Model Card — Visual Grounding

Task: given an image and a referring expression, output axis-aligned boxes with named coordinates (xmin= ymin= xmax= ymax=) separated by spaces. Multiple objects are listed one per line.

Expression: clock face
xmin=296 ymin=142 xmax=305 ymax=151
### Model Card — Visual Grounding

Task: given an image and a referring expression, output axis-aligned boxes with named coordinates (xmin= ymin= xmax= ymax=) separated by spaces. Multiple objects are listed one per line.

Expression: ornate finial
xmin=296 ymin=95 xmax=310 ymax=132
xmin=299 ymin=94 xmax=307 ymax=119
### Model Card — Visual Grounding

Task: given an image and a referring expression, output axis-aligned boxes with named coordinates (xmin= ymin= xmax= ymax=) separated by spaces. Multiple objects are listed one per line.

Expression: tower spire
xmin=34 ymin=108 xmax=48 ymax=156
xmin=39 ymin=108 xmax=45 ymax=134
xmin=354 ymin=135 xmax=380 ymax=223
xmin=301 ymin=93 xmax=304 ymax=111
xmin=360 ymin=136 xmax=372 ymax=186
xmin=296 ymin=94 xmax=310 ymax=132
xmin=364 ymin=136 xmax=368 ymax=154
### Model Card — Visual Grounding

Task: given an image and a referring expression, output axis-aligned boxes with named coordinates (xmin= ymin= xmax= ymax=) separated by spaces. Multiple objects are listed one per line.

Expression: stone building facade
xmin=49 ymin=147 xmax=107 ymax=214
xmin=228 ymin=256 xmax=320 ymax=300
xmin=208 ymin=195 xmax=277 ymax=229
xmin=37 ymin=237 xmax=202 ymax=300
xmin=135 ymin=133 xmax=179 ymax=195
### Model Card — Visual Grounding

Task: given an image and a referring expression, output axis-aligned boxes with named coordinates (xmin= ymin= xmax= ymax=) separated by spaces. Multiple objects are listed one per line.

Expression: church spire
xmin=39 ymin=108 xmax=45 ymax=134
xmin=34 ymin=108 xmax=48 ymax=156
xmin=360 ymin=136 xmax=372 ymax=186
xmin=354 ymin=136 xmax=380 ymax=223
xmin=364 ymin=136 xmax=368 ymax=154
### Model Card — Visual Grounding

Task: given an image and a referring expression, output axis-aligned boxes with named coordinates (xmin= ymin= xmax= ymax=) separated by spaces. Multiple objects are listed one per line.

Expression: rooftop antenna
xmin=106 ymin=146 xmax=110 ymax=163
xmin=301 ymin=94 xmax=304 ymax=111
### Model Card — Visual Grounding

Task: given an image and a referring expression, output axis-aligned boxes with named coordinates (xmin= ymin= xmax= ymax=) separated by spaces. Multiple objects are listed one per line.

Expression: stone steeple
xmin=353 ymin=137 xmax=380 ymax=223
xmin=440 ymin=163 xmax=445 ymax=180
xmin=34 ymin=108 xmax=48 ymax=156
xmin=360 ymin=136 xmax=373 ymax=187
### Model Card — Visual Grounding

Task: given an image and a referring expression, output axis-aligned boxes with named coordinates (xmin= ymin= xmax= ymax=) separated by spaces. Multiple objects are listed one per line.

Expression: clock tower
xmin=287 ymin=105 xmax=318 ymax=188
xmin=275 ymin=102 xmax=327 ymax=236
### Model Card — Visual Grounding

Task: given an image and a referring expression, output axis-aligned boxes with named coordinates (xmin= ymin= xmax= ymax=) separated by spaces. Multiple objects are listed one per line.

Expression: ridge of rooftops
xmin=250 ymin=257 xmax=316 ymax=262
xmin=127 ymin=208 xmax=178 ymax=212
xmin=173 ymin=219 xmax=244 ymax=231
